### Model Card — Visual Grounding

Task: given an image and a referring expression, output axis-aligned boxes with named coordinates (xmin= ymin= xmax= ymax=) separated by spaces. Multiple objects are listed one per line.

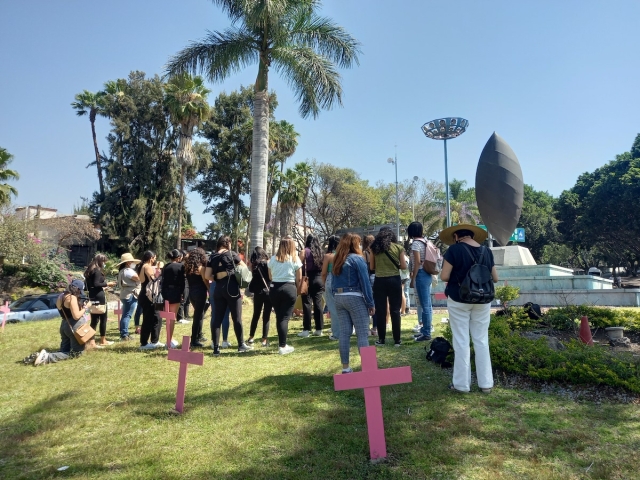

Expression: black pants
xmin=89 ymin=290 xmax=108 ymax=337
xmin=140 ymin=295 xmax=161 ymax=346
xmin=189 ymin=289 xmax=208 ymax=343
xmin=373 ymin=275 xmax=402 ymax=343
xmin=178 ymin=284 xmax=190 ymax=320
xmin=250 ymin=291 xmax=272 ymax=339
xmin=212 ymin=278 xmax=243 ymax=349
xmin=302 ymin=271 xmax=324 ymax=331
xmin=269 ymin=282 xmax=297 ymax=348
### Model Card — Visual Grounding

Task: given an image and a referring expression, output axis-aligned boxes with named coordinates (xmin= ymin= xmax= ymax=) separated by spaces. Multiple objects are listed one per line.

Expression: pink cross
xmin=0 ymin=301 xmax=10 ymax=332
xmin=167 ymin=335 xmax=204 ymax=413
xmin=333 ymin=346 xmax=412 ymax=460
xmin=157 ymin=300 xmax=176 ymax=348
xmin=113 ymin=300 xmax=122 ymax=323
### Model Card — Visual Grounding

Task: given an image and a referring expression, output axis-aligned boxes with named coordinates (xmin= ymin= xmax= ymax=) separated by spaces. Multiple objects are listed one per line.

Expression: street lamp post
xmin=421 ymin=117 xmax=469 ymax=227
xmin=412 ymin=175 xmax=419 ymax=221
xmin=387 ymin=155 xmax=399 ymax=239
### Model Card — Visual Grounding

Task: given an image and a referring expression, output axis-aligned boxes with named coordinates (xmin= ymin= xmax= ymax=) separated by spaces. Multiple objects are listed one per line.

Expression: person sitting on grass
xmin=26 ymin=279 xmax=89 ymax=366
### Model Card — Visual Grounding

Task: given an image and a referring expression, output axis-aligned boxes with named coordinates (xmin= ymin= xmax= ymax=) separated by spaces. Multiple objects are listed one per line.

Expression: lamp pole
xmin=421 ymin=117 xmax=469 ymax=228
xmin=387 ymin=155 xmax=399 ymax=239
xmin=412 ymin=175 xmax=419 ymax=221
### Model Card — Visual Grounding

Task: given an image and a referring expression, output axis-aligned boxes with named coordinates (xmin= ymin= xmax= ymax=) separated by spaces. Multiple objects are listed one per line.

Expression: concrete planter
xmin=605 ymin=327 xmax=625 ymax=340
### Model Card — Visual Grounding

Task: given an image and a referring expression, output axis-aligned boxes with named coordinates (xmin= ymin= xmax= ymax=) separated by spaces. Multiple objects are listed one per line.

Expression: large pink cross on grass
xmin=1 ymin=301 xmax=10 ymax=332
xmin=113 ymin=300 xmax=122 ymax=323
xmin=333 ymin=346 xmax=412 ymax=460
xmin=167 ymin=335 xmax=204 ymax=413
xmin=157 ymin=300 xmax=176 ymax=348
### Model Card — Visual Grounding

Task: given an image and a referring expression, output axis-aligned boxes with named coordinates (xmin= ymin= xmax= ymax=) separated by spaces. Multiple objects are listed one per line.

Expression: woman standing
xmin=362 ymin=234 xmax=377 ymax=336
xmin=205 ymin=236 xmax=252 ymax=356
xmin=116 ymin=253 xmax=141 ymax=341
xmin=31 ymin=279 xmax=89 ymax=366
xmin=321 ymin=235 xmax=340 ymax=340
xmin=162 ymin=249 xmax=185 ymax=348
xmin=439 ymin=224 xmax=498 ymax=393
xmin=184 ymin=248 xmax=209 ymax=348
xmin=299 ymin=234 xmax=325 ymax=337
xmin=331 ymin=233 xmax=375 ymax=373
xmin=407 ymin=221 xmax=441 ymax=342
xmin=84 ymin=253 xmax=115 ymax=347
xmin=138 ymin=251 xmax=164 ymax=349
xmin=247 ymin=246 xmax=272 ymax=347
xmin=369 ymin=228 xmax=407 ymax=346
xmin=268 ymin=236 xmax=302 ymax=355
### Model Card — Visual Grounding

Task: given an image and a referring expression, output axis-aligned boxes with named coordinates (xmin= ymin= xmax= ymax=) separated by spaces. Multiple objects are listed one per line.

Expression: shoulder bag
xmin=61 ymin=295 xmax=95 ymax=345
xmin=298 ymin=260 xmax=309 ymax=296
xmin=228 ymin=251 xmax=252 ymax=289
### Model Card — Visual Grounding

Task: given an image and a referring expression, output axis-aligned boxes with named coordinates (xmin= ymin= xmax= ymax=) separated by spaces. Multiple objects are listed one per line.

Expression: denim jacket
xmin=331 ymin=254 xmax=374 ymax=309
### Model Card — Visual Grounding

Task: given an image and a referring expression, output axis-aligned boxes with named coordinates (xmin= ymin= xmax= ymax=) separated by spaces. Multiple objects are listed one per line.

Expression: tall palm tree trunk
xmin=90 ymin=111 xmax=105 ymax=198
xmin=250 ymin=90 xmax=269 ymax=249
xmin=176 ymin=163 xmax=186 ymax=249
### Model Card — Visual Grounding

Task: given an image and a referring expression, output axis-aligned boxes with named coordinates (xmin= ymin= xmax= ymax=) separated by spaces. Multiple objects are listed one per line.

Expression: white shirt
xmin=268 ymin=255 xmax=302 ymax=283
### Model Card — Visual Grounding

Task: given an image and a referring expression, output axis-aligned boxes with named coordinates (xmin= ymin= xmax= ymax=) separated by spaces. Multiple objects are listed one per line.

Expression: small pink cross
xmin=157 ymin=300 xmax=176 ymax=348
xmin=0 ymin=301 xmax=10 ymax=332
xmin=167 ymin=335 xmax=204 ymax=413
xmin=113 ymin=300 xmax=122 ymax=323
xmin=333 ymin=346 xmax=412 ymax=459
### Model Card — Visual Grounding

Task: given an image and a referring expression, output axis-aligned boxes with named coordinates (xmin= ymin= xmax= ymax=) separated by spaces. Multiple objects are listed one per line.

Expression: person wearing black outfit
xmin=84 ymin=254 xmax=115 ymax=347
xmin=162 ymin=250 xmax=185 ymax=348
xmin=138 ymin=251 xmax=165 ymax=349
xmin=247 ymin=246 xmax=272 ymax=347
xmin=205 ymin=235 xmax=252 ymax=356
xmin=184 ymin=247 xmax=209 ymax=348
xmin=299 ymin=234 xmax=325 ymax=337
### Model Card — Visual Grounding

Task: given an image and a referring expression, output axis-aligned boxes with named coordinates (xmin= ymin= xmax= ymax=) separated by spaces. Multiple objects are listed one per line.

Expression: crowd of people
xmin=26 ymin=223 xmax=499 ymax=393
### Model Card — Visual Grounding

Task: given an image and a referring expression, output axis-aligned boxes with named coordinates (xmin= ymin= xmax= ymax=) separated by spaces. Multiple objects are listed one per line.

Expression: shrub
xmin=543 ymin=306 xmax=640 ymax=332
xmin=494 ymin=285 xmax=520 ymax=305
xmin=25 ymin=260 xmax=69 ymax=291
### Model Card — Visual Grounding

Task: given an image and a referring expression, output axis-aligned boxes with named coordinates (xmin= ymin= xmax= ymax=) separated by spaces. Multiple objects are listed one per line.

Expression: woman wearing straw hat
xmin=116 ymin=253 xmax=141 ymax=341
xmin=439 ymin=224 xmax=498 ymax=393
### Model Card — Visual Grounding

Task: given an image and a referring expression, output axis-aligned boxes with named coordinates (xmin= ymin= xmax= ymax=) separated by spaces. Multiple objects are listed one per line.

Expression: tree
xmin=275 ymin=166 xmax=308 ymax=238
xmin=164 ymin=73 xmax=211 ymax=248
xmin=517 ymin=185 xmax=560 ymax=262
xmin=166 ymin=0 xmax=361 ymax=249
xmin=422 ymin=179 xmax=479 ymax=236
xmin=71 ymin=90 xmax=107 ymax=198
xmin=0 ymin=147 xmax=19 ymax=207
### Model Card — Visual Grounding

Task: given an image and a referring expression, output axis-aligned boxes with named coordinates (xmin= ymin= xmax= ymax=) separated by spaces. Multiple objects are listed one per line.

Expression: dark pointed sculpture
xmin=475 ymin=132 xmax=524 ymax=246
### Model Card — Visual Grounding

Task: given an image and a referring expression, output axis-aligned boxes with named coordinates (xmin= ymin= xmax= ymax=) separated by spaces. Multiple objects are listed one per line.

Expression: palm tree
xmin=293 ymin=161 xmax=313 ymax=238
xmin=164 ymin=73 xmax=211 ymax=248
xmin=0 ymin=147 xmax=19 ymax=206
xmin=276 ymin=167 xmax=308 ymax=238
xmin=166 ymin=0 xmax=361 ymax=249
xmin=422 ymin=179 xmax=480 ymax=237
xmin=71 ymin=90 xmax=107 ymax=198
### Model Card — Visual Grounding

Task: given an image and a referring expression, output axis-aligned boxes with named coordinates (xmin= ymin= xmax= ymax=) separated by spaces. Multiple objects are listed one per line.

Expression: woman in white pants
xmin=439 ymin=224 xmax=498 ymax=393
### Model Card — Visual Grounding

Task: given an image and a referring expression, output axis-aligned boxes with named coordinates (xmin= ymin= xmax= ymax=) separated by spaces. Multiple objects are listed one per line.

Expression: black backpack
xmin=426 ymin=337 xmax=452 ymax=368
xmin=458 ymin=244 xmax=494 ymax=304
xmin=523 ymin=302 xmax=543 ymax=320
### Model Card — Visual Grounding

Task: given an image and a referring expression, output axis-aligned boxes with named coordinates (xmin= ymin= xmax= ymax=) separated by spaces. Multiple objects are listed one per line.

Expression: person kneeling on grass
xmin=331 ymin=233 xmax=375 ymax=374
xmin=25 ymin=279 xmax=89 ymax=366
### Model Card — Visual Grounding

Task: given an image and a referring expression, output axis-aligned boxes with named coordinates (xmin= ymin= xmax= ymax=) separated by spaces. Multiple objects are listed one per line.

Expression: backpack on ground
xmin=426 ymin=337 xmax=453 ymax=368
xmin=145 ymin=275 xmax=164 ymax=310
xmin=458 ymin=244 xmax=494 ymax=304
xmin=523 ymin=302 xmax=543 ymax=320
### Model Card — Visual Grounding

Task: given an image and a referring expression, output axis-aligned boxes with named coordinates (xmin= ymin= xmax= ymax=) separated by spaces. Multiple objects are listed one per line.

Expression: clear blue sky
xmin=1 ymin=0 xmax=639 ymax=230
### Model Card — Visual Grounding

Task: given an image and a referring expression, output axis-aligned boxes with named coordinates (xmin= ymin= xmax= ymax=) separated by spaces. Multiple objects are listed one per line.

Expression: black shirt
xmin=444 ymin=243 xmax=495 ymax=303
xmin=207 ymin=250 xmax=241 ymax=277
xmin=85 ymin=268 xmax=107 ymax=302
xmin=162 ymin=262 xmax=185 ymax=295
xmin=248 ymin=261 xmax=270 ymax=294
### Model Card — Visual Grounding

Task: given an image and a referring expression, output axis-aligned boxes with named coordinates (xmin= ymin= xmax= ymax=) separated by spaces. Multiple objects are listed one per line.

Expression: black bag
xmin=523 ymin=302 xmax=543 ymax=320
xmin=458 ymin=245 xmax=494 ymax=304
xmin=426 ymin=337 xmax=452 ymax=368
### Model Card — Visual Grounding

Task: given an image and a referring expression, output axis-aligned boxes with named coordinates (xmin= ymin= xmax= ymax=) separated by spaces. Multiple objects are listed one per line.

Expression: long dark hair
xmin=84 ymin=253 xmax=107 ymax=278
xmin=184 ymin=248 xmax=207 ymax=275
xmin=326 ymin=235 xmax=340 ymax=253
xmin=250 ymin=246 xmax=269 ymax=267
xmin=305 ymin=234 xmax=323 ymax=269
xmin=136 ymin=251 xmax=155 ymax=274
xmin=371 ymin=228 xmax=397 ymax=254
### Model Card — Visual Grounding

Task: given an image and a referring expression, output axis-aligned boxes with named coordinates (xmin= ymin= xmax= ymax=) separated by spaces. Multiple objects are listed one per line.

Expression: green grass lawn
xmin=1 ymin=309 xmax=639 ymax=479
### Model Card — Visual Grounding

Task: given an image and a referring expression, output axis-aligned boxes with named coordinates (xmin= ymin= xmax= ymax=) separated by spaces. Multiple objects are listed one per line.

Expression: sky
xmin=1 ymin=0 xmax=639 ymax=231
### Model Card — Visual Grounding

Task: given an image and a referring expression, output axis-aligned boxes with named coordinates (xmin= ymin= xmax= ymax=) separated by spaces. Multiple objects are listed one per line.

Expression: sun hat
xmin=70 ymin=279 xmax=85 ymax=290
xmin=438 ymin=224 xmax=488 ymax=246
xmin=116 ymin=253 xmax=141 ymax=266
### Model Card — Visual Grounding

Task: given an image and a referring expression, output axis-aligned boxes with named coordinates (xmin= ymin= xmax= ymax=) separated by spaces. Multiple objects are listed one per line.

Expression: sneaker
xmin=100 ymin=341 xmax=114 ymax=346
xmin=328 ymin=335 xmax=339 ymax=341
xmin=481 ymin=388 xmax=492 ymax=394
xmin=237 ymin=343 xmax=253 ymax=353
xmin=394 ymin=342 xmax=402 ymax=348
xmin=375 ymin=340 xmax=385 ymax=346
xmin=140 ymin=343 xmax=156 ymax=350
xmin=23 ymin=352 xmax=39 ymax=365
xmin=120 ymin=336 xmax=131 ymax=342
xmin=198 ymin=336 xmax=208 ymax=343
xmin=221 ymin=341 xmax=232 ymax=349
xmin=168 ymin=339 xmax=179 ymax=349
xmin=190 ymin=341 xmax=204 ymax=348
xmin=278 ymin=345 xmax=295 ymax=355
xmin=312 ymin=330 xmax=323 ymax=336
xmin=247 ymin=338 xmax=255 ymax=344
xmin=298 ymin=330 xmax=310 ymax=338
xmin=415 ymin=335 xmax=431 ymax=342
xmin=413 ymin=325 xmax=422 ymax=333
xmin=34 ymin=349 xmax=48 ymax=366
xmin=342 ymin=367 xmax=353 ymax=374
xmin=155 ymin=342 xmax=166 ymax=349
xmin=212 ymin=347 xmax=221 ymax=357
xmin=177 ymin=319 xmax=190 ymax=324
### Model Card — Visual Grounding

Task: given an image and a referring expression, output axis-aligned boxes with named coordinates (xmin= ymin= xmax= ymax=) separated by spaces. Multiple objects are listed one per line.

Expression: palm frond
xmin=165 ymin=29 xmax=259 ymax=83
xmin=272 ymin=45 xmax=342 ymax=119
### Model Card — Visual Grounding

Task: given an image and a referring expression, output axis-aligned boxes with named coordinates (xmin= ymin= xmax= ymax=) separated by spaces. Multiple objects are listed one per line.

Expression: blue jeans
xmin=209 ymin=283 xmax=230 ymax=341
xmin=119 ymin=295 xmax=138 ymax=338
xmin=335 ymin=294 xmax=371 ymax=365
xmin=324 ymin=273 xmax=340 ymax=338
xmin=415 ymin=269 xmax=433 ymax=337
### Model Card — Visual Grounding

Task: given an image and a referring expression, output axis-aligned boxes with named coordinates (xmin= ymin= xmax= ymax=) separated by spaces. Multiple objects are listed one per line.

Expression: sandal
xmin=247 ymin=338 xmax=255 ymax=345
xmin=261 ymin=341 xmax=269 ymax=347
